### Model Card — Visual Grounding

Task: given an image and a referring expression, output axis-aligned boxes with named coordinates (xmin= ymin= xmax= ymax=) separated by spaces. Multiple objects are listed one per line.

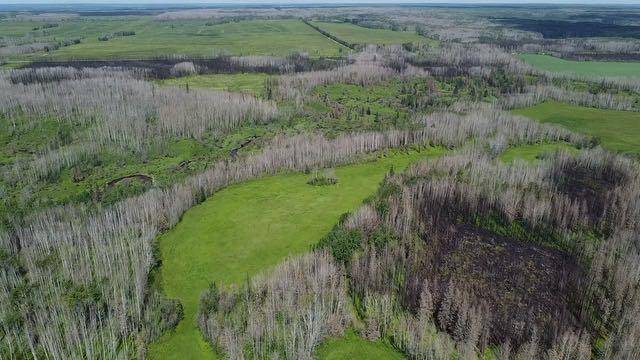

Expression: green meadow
xmin=148 ymin=148 xmax=444 ymax=359
xmin=309 ymin=21 xmax=430 ymax=46
xmin=519 ymin=53 xmax=640 ymax=79
xmin=1 ymin=19 xmax=347 ymax=60
xmin=512 ymin=101 xmax=640 ymax=154
xmin=158 ymin=73 xmax=269 ymax=97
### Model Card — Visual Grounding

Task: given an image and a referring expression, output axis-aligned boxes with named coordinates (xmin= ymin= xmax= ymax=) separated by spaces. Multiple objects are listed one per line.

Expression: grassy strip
xmin=148 ymin=148 xmax=444 ymax=359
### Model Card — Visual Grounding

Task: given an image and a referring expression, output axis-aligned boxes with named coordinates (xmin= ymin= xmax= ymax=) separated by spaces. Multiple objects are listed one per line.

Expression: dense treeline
xmin=199 ymin=252 xmax=351 ymax=359
xmin=276 ymin=46 xmax=426 ymax=105
xmin=23 ymin=54 xmax=344 ymax=79
xmin=0 ymin=73 xmax=277 ymax=152
xmin=6 ymin=66 xmax=145 ymax=84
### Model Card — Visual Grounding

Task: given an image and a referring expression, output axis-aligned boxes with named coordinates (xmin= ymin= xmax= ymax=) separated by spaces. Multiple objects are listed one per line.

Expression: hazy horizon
xmin=4 ymin=1 xmax=640 ymax=6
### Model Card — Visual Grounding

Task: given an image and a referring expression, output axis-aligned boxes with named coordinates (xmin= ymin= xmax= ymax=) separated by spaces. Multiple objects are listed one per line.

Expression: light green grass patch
xmin=519 ymin=54 xmax=640 ymax=79
xmin=500 ymin=142 xmax=578 ymax=164
xmin=148 ymin=148 xmax=445 ymax=359
xmin=315 ymin=330 xmax=405 ymax=360
xmin=310 ymin=21 xmax=431 ymax=46
xmin=158 ymin=73 xmax=269 ymax=97
xmin=512 ymin=101 xmax=640 ymax=154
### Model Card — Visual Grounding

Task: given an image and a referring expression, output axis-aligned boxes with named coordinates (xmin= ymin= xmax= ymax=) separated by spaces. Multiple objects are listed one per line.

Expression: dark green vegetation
xmin=2 ymin=4 xmax=640 ymax=360
xmin=513 ymin=101 xmax=640 ymax=154
xmin=520 ymin=54 xmax=640 ymax=79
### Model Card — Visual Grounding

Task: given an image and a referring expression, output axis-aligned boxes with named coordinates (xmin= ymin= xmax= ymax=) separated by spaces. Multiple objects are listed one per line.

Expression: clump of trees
xmin=97 ymin=31 xmax=136 ymax=42
xmin=199 ymin=251 xmax=351 ymax=359
xmin=0 ymin=73 xmax=278 ymax=153
xmin=499 ymin=85 xmax=638 ymax=111
xmin=169 ymin=61 xmax=198 ymax=77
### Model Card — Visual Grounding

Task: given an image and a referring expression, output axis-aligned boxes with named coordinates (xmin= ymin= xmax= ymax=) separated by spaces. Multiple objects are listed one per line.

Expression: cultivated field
xmin=1 ymin=19 xmax=347 ymax=60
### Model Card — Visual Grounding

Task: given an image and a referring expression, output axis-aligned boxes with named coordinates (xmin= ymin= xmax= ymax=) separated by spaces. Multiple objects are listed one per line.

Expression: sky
xmin=4 ymin=0 xmax=640 ymax=5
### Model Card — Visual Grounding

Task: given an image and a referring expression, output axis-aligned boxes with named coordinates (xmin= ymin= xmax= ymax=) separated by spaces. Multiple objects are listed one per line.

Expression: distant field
xmin=309 ymin=21 xmax=431 ymax=46
xmin=519 ymin=54 xmax=640 ymax=79
xmin=512 ymin=101 xmax=640 ymax=154
xmin=0 ymin=18 xmax=346 ymax=60
xmin=148 ymin=148 xmax=444 ymax=359
xmin=158 ymin=73 xmax=269 ymax=97
xmin=500 ymin=142 xmax=578 ymax=164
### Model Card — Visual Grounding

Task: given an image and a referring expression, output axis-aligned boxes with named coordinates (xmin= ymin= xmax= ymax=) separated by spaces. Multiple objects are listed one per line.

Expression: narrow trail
xmin=147 ymin=149 xmax=444 ymax=359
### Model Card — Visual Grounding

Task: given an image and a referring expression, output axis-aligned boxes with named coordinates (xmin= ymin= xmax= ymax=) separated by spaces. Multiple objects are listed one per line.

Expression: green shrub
xmin=317 ymin=229 xmax=362 ymax=264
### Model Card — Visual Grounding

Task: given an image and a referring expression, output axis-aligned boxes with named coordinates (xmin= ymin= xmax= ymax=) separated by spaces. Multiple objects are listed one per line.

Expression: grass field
xmin=512 ymin=101 xmax=640 ymax=154
xmin=1 ymin=18 xmax=347 ymax=60
xmin=309 ymin=21 xmax=431 ymax=46
xmin=148 ymin=148 xmax=444 ymax=359
xmin=315 ymin=330 xmax=405 ymax=360
xmin=519 ymin=54 xmax=640 ymax=79
xmin=158 ymin=73 xmax=269 ymax=97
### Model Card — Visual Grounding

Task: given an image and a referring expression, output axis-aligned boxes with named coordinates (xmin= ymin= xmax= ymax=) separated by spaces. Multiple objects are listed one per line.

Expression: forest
xmin=1 ymin=3 xmax=640 ymax=360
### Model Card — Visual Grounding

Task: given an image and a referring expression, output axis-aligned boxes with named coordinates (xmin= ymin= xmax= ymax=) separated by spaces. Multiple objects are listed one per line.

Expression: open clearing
xmin=149 ymin=148 xmax=444 ymax=359
xmin=512 ymin=101 xmax=640 ymax=154
xmin=158 ymin=73 xmax=269 ymax=97
xmin=2 ymin=19 xmax=346 ymax=60
xmin=309 ymin=21 xmax=430 ymax=46
xmin=519 ymin=54 xmax=640 ymax=79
